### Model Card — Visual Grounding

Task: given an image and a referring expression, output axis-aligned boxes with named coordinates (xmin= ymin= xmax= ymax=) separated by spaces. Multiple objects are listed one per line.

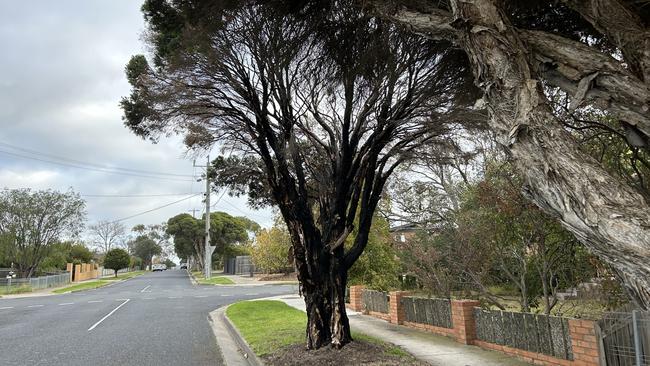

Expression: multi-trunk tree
xmin=122 ymin=1 xmax=476 ymax=348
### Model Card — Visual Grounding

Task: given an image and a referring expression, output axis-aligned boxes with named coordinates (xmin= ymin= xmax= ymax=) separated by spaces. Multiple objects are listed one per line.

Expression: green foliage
xmin=104 ymin=248 xmax=131 ymax=276
xmin=130 ymin=256 xmax=143 ymax=269
xmin=163 ymin=258 xmax=176 ymax=268
xmin=167 ymin=213 xmax=202 ymax=261
xmin=347 ymin=215 xmax=400 ymax=291
xmin=166 ymin=211 xmax=257 ymax=265
xmin=131 ymin=235 xmax=162 ymax=267
xmin=251 ymin=224 xmax=292 ymax=274
xmin=0 ymin=189 xmax=86 ymax=277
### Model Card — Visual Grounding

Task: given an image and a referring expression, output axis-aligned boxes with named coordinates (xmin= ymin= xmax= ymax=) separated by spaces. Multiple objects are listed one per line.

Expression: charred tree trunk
xmin=286 ymin=219 xmax=353 ymax=349
xmin=446 ymin=0 xmax=650 ymax=308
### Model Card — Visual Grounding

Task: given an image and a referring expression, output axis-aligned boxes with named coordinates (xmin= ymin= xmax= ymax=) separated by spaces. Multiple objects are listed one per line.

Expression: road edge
xmin=208 ymin=305 xmax=264 ymax=366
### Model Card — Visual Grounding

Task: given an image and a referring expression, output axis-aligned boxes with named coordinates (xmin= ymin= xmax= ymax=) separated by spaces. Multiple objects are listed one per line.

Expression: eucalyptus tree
xmin=0 ymin=189 xmax=86 ymax=277
xmin=121 ymin=2 xmax=476 ymax=348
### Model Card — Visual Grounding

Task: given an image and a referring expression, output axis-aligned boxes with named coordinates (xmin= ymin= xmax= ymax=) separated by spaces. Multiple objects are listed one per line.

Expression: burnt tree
xmin=121 ymin=3 xmax=475 ymax=348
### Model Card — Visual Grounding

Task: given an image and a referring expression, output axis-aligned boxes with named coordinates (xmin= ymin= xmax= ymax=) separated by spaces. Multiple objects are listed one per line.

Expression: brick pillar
xmin=568 ymin=319 xmax=600 ymax=365
xmin=389 ymin=291 xmax=410 ymax=324
xmin=348 ymin=285 xmax=365 ymax=312
xmin=74 ymin=264 xmax=81 ymax=282
xmin=451 ymin=300 xmax=480 ymax=344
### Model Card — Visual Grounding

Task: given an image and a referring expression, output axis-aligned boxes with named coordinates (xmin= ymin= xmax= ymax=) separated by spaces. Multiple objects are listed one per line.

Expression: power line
xmin=82 ymin=193 xmax=195 ymax=198
xmin=0 ymin=149 xmax=194 ymax=182
xmin=0 ymin=141 xmax=194 ymax=177
xmin=112 ymin=194 xmax=202 ymax=223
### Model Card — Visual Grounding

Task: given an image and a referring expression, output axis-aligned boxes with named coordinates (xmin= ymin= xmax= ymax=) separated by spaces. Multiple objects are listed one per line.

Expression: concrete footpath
xmin=267 ymin=294 xmax=532 ymax=366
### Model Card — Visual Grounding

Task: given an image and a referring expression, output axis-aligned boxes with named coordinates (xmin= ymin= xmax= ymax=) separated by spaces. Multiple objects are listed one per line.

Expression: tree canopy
xmin=104 ymin=248 xmax=131 ymax=277
xmin=0 ymin=189 xmax=86 ymax=277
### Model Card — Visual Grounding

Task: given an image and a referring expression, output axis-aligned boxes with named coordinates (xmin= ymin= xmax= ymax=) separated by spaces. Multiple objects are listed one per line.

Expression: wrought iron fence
xmin=598 ymin=308 xmax=650 ymax=366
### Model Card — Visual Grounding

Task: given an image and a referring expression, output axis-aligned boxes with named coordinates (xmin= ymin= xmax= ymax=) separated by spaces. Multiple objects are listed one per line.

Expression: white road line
xmin=87 ymin=298 xmax=130 ymax=331
xmin=58 ymin=303 xmax=74 ymax=306
xmin=140 ymin=285 xmax=151 ymax=293
xmin=143 ymin=297 xmax=155 ymax=300
xmin=88 ymin=300 xmax=103 ymax=303
xmin=194 ymin=295 xmax=208 ymax=298
xmin=168 ymin=296 xmax=181 ymax=299
xmin=220 ymin=294 xmax=232 ymax=297
xmin=28 ymin=305 xmax=44 ymax=308
xmin=0 ymin=306 xmax=14 ymax=310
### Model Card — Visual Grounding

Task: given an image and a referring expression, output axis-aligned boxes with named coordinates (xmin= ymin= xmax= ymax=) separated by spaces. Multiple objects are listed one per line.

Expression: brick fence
xmin=66 ymin=262 xmax=100 ymax=282
xmin=346 ymin=286 xmax=600 ymax=366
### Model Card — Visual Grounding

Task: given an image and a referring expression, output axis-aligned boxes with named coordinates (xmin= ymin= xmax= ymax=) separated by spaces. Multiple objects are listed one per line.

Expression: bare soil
xmin=262 ymin=340 xmax=427 ymax=366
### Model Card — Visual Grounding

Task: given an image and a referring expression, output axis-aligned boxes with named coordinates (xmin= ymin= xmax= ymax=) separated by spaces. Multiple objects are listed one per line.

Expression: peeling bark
xmin=561 ymin=0 xmax=650 ymax=83
xmin=446 ymin=0 xmax=650 ymax=308
xmin=385 ymin=5 xmax=650 ymax=140
xmin=378 ymin=0 xmax=650 ymax=309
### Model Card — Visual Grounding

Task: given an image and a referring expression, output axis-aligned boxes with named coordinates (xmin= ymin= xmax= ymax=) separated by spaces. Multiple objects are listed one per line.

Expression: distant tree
xmin=163 ymin=258 xmax=176 ymax=268
xmin=131 ymin=235 xmax=162 ymax=269
xmin=131 ymin=223 xmax=173 ymax=260
xmin=69 ymin=243 xmax=94 ymax=263
xmin=104 ymin=248 xmax=130 ymax=277
xmin=0 ymin=189 xmax=86 ymax=277
xmin=129 ymin=256 xmax=143 ymax=270
xmin=252 ymin=223 xmax=292 ymax=274
xmin=88 ymin=220 xmax=126 ymax=253
xmin=166 ymin=212 xmax=256 ymax=267
xmin=167 ymin=213 xmax=203 ymax=269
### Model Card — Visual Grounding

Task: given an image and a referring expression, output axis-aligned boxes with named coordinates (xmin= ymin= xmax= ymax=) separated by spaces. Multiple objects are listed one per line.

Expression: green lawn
xmin=192 ymin=271 xmax=235 ymax=285
xmin=52 ymin=280 xmax=111 ymax=294
xmin=103 ymin=270 xmax=145 ymax=281
xmin=226 ymin=300 xmax=410 ymax=358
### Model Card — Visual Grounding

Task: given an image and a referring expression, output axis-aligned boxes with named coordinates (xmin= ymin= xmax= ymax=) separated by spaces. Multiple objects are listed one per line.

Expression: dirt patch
xmin=257 ymin=272 xmax=298 ymax=282
xmin=262 ymin=340 xmax=427 ymax=366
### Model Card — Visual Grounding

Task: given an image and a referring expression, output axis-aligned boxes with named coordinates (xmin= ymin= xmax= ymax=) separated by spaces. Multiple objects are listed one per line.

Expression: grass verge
xmin=52 ymin=280 xmax=111 ymax=294
xmin=192 ymin=271 xmax=235 ymax=285
xmin=0 ymin=285 xmax=33 ymax=295
xmin=103 ymin=270 xmax=145 ymax=281
xmin=226 ymin=300 xmax=411 ymax=358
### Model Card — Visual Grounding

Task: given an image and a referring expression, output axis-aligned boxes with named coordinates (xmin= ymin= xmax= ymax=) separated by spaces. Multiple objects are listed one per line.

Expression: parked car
xmin=152 ymin=264 xmax=165 ymax=272
xmin=180 ymin=263 xmax=188 ymax=269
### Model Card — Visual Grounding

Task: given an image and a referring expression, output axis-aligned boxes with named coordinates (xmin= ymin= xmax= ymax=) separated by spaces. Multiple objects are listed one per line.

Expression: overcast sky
xmin=0 ymin=1 xmax=275 ymax=238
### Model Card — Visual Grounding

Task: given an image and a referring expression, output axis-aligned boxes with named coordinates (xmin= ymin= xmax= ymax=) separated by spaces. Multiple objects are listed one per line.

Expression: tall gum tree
xmin=367 ymin=0 xmax=650 ymax=307
xmin=121 ymin=2 xmax=476 ymax=348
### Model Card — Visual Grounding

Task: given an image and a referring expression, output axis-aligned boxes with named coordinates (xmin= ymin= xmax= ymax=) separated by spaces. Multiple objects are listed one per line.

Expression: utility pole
xmin=204 ymin=154 xmax=213 ymax=279
xmin=188 ymin=208 xmax=199 ymax=218
xmin=194 ymin=155 xmax=216 ymax=279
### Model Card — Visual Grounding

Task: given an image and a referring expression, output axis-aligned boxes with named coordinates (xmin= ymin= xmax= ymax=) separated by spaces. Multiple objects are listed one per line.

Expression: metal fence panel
xmin=598 ymin=309 xmax=650 ymax=366
xmin=362 ymin=289 xmax=389 ymax=314
xmin=400 ymin=297 xmax=453 ymax=329
xmin=474 ymin=308 xmax=573 ymax=360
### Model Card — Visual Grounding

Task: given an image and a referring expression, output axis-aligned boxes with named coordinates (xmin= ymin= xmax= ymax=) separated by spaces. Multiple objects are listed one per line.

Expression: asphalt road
xmin=0 ymin=270 xmax=297 ymax=366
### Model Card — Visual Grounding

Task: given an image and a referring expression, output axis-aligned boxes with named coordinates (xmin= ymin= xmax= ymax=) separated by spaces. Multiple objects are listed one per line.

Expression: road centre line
xmin=88 ymin=300 xmax=103 ymax=303
xmin=88 ymin=298 xmax=130 ymax=331
xmin=58 ymin=303 xmax=74 ymax=306
xmin=28 ymin=305 xmax=44 ymax=308
xmin=140 ymin=285 xmax=151 ymax=293
xmin=194 ymin=295 xmax=207 ymax=298
xmin=0 ymin=306 xmax=14 ymax=310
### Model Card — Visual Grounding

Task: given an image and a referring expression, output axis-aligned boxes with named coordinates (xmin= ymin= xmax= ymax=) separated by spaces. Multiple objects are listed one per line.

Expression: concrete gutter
xmin=208 ymin=305 xmax=264 ymax=366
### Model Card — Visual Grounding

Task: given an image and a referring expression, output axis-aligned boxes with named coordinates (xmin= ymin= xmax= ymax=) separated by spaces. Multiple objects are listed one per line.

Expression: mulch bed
xmin=262 ymin=340 xmax=428 ymax=366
